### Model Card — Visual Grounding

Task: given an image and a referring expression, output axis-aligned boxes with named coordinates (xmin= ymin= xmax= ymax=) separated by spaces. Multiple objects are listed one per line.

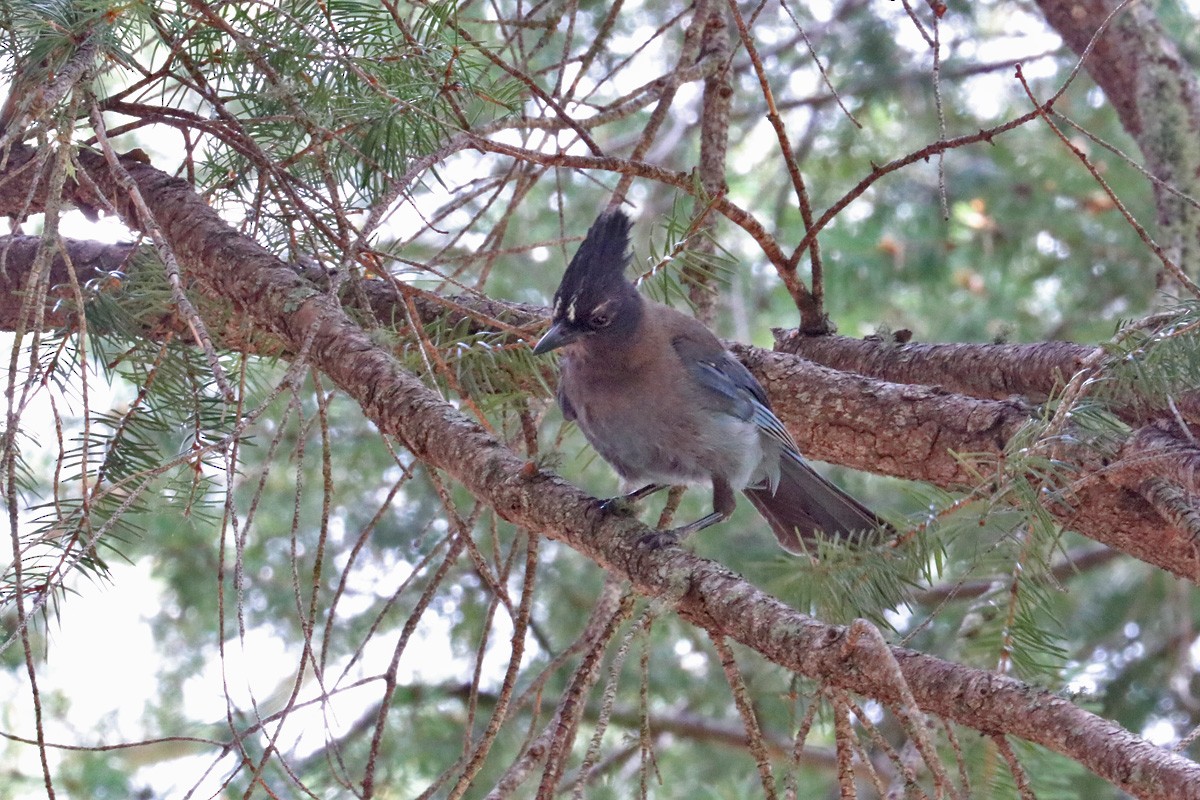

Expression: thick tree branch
xmin=0 ymin=222 xmax=1195 ymax=579
xmin=2 ymin=141 xmax=1197 ymax=796
xmin=777 ymin=330 xmax=1200 ymax=428
xmin=4 ymin=233 xmax=1185 ymax=422
xmin=776 ymin=330 xmax=1089 ymax=403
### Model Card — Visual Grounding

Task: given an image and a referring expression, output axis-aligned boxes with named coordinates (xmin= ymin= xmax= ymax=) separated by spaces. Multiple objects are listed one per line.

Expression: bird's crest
xmin=551 ymin=211 xmax=633 ymax=324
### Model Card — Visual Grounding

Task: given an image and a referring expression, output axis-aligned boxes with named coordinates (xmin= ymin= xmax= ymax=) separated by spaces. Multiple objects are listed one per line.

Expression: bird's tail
xmin=743 ymin=452 xmax=888 ymax=553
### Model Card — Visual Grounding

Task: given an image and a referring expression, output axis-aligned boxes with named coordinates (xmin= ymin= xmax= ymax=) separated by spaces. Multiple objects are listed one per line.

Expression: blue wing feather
xmin=686 ymin=354 xmax=800 ymax=453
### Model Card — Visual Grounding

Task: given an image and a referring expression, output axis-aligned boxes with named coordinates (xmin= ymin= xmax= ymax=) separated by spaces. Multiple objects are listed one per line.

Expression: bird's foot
xmin=599 ymin=484 xmax=667 ymax=516
xmin=636 ymin=528 xmax=683 ymax=550
xmin=598 ymin=495 xmax=639 ymax=516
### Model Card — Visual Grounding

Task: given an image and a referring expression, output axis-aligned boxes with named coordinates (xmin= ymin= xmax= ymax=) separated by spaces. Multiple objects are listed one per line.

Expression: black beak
xmin=532 ymin=321 xmax=579 ymax=355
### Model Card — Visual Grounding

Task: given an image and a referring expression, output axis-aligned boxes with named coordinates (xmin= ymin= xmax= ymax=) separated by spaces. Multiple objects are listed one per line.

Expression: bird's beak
xmin=532 ymin=321 xmax=579 ymax=355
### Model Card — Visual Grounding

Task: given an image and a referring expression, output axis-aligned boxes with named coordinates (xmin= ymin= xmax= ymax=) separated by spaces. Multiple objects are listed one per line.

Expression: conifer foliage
xmin=3 ymin=0 xmax=1200 ymax=797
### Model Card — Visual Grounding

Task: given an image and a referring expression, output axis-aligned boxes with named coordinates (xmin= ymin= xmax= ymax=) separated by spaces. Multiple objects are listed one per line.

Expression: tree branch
xmin=1 ymin=141 xmax=1196 ymax=797
xmin=0 ymin=219 xmax=1196 ymax=580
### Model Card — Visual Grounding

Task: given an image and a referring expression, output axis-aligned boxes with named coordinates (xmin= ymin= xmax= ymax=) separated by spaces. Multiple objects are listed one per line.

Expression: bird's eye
xmin=590 ymin=313 xmax=611 ymax=328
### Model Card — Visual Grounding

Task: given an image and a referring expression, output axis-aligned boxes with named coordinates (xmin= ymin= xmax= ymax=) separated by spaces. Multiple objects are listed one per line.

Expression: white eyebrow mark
xmin=552 ymin=297 xmax=562 ymax=318
xmin=566 ymin=296 xmax=577 ymax=321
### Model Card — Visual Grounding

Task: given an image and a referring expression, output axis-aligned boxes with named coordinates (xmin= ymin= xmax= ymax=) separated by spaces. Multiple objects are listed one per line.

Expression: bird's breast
xmin=560 ymin=357 xmax=765 ymax=489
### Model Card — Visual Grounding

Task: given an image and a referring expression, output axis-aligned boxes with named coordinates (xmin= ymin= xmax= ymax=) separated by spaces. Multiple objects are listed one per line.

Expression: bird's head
xmin=533 ymin=210 xmax=644 ymax=355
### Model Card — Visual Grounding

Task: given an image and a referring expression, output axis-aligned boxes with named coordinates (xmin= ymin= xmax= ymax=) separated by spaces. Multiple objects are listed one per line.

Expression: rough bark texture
xmin=0 ymin=220 xmax=1196 ymax=582
xmin=776 ymin=330 xmax=1090 ymax=402
xmin=0 ymin=235 xmax=136 ymax=330
xmin=0 ymin=140 xmax=1197 ymax=795
xmin=688 ymin=2 xmax=733 ymax=324
xmin=777 ymin=331 xmax=1200 ymax=428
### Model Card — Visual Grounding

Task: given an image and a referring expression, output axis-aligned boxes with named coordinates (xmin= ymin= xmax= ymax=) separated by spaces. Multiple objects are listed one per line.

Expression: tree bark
xmin=0 ymin=211 xmax=1196 ymax=582
xmin=0 ymin=139 xmax=1198 ymax=794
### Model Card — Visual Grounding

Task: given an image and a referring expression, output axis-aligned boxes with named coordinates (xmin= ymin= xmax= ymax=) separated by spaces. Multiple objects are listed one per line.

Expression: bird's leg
xmin=599 ymin=483 xmax=666 ymax=515
xmin=677 ymin=477 xmax=737 ymax=537
xmin=641 ymin=478 xmax=735 ymax=549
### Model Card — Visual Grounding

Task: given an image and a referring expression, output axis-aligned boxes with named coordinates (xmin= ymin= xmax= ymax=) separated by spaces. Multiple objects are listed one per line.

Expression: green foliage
xmin=150 ymin=0 xmax=522 ymax=256
xmin=759 ymin=532 xmax=931 ymax=628
xmin=1 ymin=0 xmax=151 ymax=106
xmin=1097 ymin=303 xmax=1200 ymax=415
xmin=3 ymin=0 xmax=1198 ymax=797
xmin=637 ymin=194 xmax=740 ymax=309
xmin=0 ymin=252 xmax=231 ymax=617
xmin=397 ymin=312 xmax=553 ymax=414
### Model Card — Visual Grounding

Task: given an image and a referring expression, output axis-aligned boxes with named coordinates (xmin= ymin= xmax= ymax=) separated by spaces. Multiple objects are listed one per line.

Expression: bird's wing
xmin=671 ymin=336 xmax=800 ymax=453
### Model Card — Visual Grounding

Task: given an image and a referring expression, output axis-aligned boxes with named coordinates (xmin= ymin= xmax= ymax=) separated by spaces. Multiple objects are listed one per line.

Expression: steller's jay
xmin=532 ymin=210 xmax=889 ymax=552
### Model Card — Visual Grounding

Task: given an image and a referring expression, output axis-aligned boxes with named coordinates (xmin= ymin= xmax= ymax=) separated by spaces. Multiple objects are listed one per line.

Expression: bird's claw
xmin=598 ymin=496 xmax=638 ymax=516
xmin=636 ymin=529 xmax=682 ymax=550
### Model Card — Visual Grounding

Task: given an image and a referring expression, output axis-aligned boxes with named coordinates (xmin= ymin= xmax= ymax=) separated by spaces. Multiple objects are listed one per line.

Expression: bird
xmin=532 ymin=209 xmax=889 ymax=553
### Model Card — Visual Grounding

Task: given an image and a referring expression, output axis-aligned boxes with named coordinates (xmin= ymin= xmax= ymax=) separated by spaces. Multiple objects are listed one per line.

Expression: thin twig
xmin=87 ymin=102 xmax=236 ymax=401
xmin=727 ymin=0 xmax=826 ymax=330
xmin=845 ymin=620 xmax=960 ymax=799
xmin=710 ymin=634 xmax=779 ymax=800
xmin=990 ymin=735 xmax=1037 ymax=800
xmin=1015 ymin=65 xmax=1200 ymax=302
